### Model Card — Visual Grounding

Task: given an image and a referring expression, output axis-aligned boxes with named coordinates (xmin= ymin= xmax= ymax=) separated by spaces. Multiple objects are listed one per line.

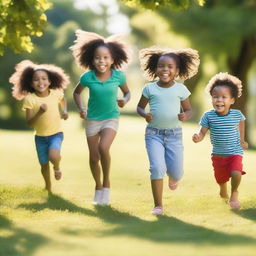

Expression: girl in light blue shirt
xmin=137 ymin=47 xmax=200 ymax=215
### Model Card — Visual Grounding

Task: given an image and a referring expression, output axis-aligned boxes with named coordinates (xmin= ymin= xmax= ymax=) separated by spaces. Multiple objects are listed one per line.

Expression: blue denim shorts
xmin=35 ymin=132 xmax=64 ymax=164
xmin=145 ymin=127 xmax=184 ymax=180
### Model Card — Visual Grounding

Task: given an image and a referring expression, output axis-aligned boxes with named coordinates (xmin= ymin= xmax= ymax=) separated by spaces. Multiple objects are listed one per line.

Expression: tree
xmin=0 ymin=0 xmax=121 ymax=128
xmin=129 ymin=0 xmax=256 ymax=142
xmin=161 ymin=1 xmax=256 ymax=121
xmin=0 ymin=0 xmax=51 ymax=55
xmin=120 ymin=0 xmax=204 ymax=9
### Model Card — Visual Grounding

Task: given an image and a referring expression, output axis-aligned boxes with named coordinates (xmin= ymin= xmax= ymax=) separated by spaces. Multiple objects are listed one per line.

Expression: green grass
xmin=1 ymin=115 xmax=256 ymax=256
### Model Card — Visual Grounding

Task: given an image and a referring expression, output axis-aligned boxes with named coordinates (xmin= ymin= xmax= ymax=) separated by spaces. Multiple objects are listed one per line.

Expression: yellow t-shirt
xmin=22 ymin=89 xmax=64 ymax=136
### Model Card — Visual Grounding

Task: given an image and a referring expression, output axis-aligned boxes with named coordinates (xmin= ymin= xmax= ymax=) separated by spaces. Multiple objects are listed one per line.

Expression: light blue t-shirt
xmin=80 ymin=69 xmax=126 ymax=120
xmin=200 ymin=109 xmax=245 ymax=155
xmin=142 ymin=81 xmax=191 ymax=129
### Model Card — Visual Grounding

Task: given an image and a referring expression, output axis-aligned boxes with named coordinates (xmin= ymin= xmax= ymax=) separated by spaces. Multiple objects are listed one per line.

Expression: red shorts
xmin=211 ymin=155 xmax=246 ymax=184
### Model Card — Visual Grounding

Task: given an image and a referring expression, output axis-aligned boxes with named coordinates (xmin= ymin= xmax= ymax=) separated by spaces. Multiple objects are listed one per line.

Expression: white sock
xmin=101 ymin=188 xmax=110 ymax=205
xmin=92 ymin=190 xmax=103 ymax=205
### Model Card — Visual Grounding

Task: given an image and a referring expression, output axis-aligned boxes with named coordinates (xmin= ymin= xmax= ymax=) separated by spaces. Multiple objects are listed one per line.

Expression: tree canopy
xmin=0 ymin=0 xmax=51 ymax=55
xmin=120 ymin=0 xmax=204 ymax=9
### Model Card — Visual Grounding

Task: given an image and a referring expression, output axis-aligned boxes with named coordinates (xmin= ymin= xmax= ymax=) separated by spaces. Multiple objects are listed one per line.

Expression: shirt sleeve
xmin=80 ymin=72 xmax=88 ymax=87
xmin=239 ymin=110 xmax=246 ymax=121
xmin=180 ymin=84 xmax=191 ymax=101
xmin=55 ymin=89 xmax=64 ymax=103
xmin=199 ymin=112 xmax=210 ymax=128
xmin=118 ymin=71 xmax=126 ymax=86
xmin=22 ymin=95 xmax=33 ymax=111
xmin=142 ymin=84 xmax=150 ymax=99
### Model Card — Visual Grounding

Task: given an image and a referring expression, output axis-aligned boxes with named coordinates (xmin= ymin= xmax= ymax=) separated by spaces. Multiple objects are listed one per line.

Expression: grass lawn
xmin=1 ymin=115 xmax=256 ymax=256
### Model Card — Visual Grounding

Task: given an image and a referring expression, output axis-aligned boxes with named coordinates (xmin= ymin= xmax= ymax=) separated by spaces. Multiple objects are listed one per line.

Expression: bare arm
xmin=25 ymin=105 xmax=46 ymax=127
xmin=239 ymin=120 xmax=248 ymax=149
xmin=73 ymin=83 xmax=86 ymax=119
xmin=118 ymin=82 xmax=130 ymax=108
xmin=59 ymin=96 xmax=68 ymax=120
xmin=137 ymin=95 xmax=152 ymax=123
xmin=178 ymin=98 xmax=192 ymax=121
xmin=192 ymin=126 xmax=209 ymax=143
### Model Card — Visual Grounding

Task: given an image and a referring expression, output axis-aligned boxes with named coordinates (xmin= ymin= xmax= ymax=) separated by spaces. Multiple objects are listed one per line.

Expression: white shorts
xmin=85 ymin=118 xmax=119 ymax=137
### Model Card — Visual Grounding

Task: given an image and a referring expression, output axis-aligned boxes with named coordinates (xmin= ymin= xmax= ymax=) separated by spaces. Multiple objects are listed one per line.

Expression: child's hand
xmin=178 ymin=112 xmax=187 ymax=121
xmin=117 ymin=98 xmax=126 ymax=108
xmin=192 ymin=133 xmax=201 ymax=143
xmin=79 ymin=109 xmax=87 ymax=120
xmin=61 ymin=111 xmax=69 ymax=120
xmin=241 ymin=141 xmax=248 ymax=149
xmin=39 ymin=104 xmax=47 ymax=113
xmin=145 ymin=113 xmax=153 ymax=123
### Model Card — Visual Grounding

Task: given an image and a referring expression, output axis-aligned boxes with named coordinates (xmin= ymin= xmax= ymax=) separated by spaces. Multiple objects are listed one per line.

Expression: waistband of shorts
xmin=35 ymin=131 xmax=63 ymax=138
xmin=146 ymin=127 xmax=182 ymax=135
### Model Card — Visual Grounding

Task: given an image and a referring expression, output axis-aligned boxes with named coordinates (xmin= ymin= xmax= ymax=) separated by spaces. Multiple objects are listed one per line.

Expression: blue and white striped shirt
xmin=200 ymin=109 xmax=245 ymax=155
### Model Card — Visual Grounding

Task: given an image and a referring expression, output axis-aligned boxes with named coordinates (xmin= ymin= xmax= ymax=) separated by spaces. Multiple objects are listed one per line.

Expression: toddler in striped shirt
xmin=192 ymin=72 xmax=248 ymax=209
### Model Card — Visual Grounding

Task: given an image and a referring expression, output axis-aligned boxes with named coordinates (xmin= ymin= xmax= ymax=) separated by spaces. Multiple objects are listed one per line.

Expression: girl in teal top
xmin=71 ymin=30 xmax=130 ymax=205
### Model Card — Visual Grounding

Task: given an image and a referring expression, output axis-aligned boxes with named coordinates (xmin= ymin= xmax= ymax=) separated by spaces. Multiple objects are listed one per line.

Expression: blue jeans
xmin=145 ymin=127 xmax=184 ymax=180
xmin=35 ymin=132 xmax=64 ymax=164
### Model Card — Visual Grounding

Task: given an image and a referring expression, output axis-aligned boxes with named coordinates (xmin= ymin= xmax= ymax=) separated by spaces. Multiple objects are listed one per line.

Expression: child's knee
xmin=90 ymin=154 xmax=100 ymax=164
xmin=99 ymin=145 xmax=110 ymax=155
xmin=49 ymin=148 xmax=61 ymax=161
xmin=231 ymin=170 xmax=242 ymax=177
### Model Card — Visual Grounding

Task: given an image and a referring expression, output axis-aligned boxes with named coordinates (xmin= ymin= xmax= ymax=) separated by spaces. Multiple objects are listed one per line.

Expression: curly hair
xmin=70 ymin=30 xmax=130 ymax=70
xmin=205 ymin=72 xmax=242 ymax=98
xmin=139 ymin=46 xmax=200 ymax=81
xmin=9 ymin=60 xmax=70 ymax=100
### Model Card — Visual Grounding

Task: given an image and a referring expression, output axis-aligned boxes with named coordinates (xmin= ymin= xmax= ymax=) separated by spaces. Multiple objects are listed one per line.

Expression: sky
xmin=74 ymin=0 xmax=131 ymax=35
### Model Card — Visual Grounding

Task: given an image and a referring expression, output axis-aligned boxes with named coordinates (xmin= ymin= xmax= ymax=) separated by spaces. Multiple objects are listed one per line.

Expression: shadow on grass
xmin=18 ymin=192 xmax=256 ymax=246
xmin=233 ymin=208 xmax=256 ymax=222
xmin=93 ymin=205 xmax=256 ymax=245
xmin=0 ymin=215 xmax=47 ymax=256
xmin=19 ymin=193 xmax=96 ymax=217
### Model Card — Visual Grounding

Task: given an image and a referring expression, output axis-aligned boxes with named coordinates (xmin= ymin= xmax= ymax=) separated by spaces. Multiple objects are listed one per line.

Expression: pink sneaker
xmin=151 ymin=206 xmax=163 ymax=215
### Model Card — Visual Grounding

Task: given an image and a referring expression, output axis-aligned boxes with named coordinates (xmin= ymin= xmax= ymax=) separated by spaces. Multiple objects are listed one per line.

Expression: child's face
xmin=156 ymin=56 xmax=179 ymax=85
xmin=211 ymin=85 xmax=235 ymax=115
xmin=93 ymin=46 xmax=114 ymax=74
xmin=32 ymin=70 xmax=51 ymax=96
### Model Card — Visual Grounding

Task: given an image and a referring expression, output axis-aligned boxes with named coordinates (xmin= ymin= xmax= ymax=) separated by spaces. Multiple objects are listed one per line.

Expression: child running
xmin=137 ymin=46 xmax=200 ymax=215
xmin=192 ymin=72 xmax=248 ymax=209
xmin=71 ymin=30 xmax=130 ymax=205
xmin=10 ymin=60 xmax=69 ymax=192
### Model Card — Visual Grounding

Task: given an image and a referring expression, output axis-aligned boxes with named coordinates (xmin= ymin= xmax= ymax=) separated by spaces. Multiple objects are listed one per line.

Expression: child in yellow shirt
xmin=10 ymin=60 xmax=69 ymax=192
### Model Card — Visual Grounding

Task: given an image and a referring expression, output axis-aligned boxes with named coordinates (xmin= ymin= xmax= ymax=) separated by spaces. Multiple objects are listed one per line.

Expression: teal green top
xmin=80 ymin=69 xmax=126 ymax=120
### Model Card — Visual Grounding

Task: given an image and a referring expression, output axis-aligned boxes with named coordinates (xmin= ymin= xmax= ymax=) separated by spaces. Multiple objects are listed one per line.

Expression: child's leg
xmin=48 ymin=133 xmax=63 ymax=180
xmin=219 ymin=182 xmax=229 ymax=199
xmin=98 ymin=128 xmax=117 ymax=188
xmin=41 ymin=163 xmax=51 ymax=191
xmin=230 ymin=170 xmax=241 ymax=200
xmin=151 ymin=179 xmax=163 ymax=207
xmin=165 ymin=129 xmax=184 ymax=191
xmin=228 ymin=171 xmax=241 ymax=209
xmin=87 ymin=134 xmax=102 ymax=190
xmin=145 ymin=129 xmax=166 ymax=211
xmin=49 ymin=148 xmax=61 ymax=170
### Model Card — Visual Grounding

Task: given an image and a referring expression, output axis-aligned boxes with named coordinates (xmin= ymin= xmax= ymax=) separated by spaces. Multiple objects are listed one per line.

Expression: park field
xmin=1 ymin=115 xmax=256 ymax=256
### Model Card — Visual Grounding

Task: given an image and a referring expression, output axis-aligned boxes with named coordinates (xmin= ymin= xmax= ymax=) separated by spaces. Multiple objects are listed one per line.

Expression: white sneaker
xmin=101 ymin=188 xmax=110 ymax=205
xmin=92 ymin=190 xmax=103 ymax=205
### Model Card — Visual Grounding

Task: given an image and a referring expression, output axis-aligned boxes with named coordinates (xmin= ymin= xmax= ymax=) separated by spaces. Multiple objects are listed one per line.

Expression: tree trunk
xmin=227 ymin=36 xmax=256 ymax=144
